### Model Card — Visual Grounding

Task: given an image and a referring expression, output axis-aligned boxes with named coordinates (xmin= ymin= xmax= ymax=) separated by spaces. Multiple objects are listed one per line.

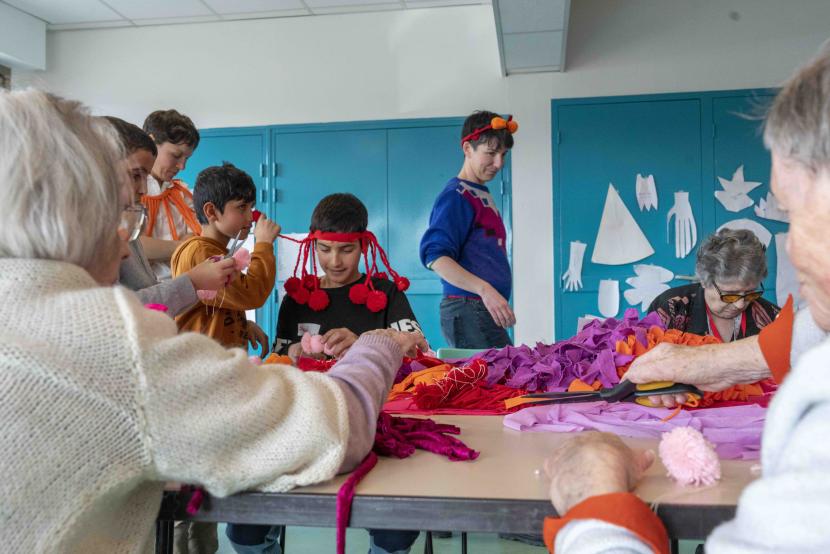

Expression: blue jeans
xmin=226 ymin=524 xmax=418 ymax=554
xmin=440 ymin=296 xmax=512 ymax=349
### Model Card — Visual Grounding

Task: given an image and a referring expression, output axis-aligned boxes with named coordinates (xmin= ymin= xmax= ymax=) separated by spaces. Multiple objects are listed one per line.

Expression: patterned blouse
xmin=647 ymin=283 xmax=780 ymax=339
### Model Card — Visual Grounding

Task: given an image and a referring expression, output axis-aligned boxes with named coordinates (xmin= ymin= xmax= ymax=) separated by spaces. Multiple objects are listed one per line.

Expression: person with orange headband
xmin=139 ymin=109 xmax=204 ymax=281
xmin=227 ymin=192 xmax=424 ymax=554
xmin=419 ymin=110 xmax=518 ymax=350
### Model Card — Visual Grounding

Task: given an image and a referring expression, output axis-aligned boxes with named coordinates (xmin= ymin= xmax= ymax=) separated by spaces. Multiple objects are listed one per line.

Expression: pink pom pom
xmin=301 ymin=332 xmax=314 ymax=353
xmin=310 ymin=334 xmax=326 ymax=354
xmin=197 ymin=289 xmax=217 ymax=301
xmin=233 ymin=247 xmax=251 ymax=271
xmin=659 ymin=427 xmax=721 ymax=486
xmin=248 ymin=355 xmax=263 ymax=366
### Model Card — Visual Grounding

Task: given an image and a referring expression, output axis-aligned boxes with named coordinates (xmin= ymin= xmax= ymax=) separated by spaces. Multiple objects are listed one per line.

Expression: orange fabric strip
xmin=140 ymin=180 xmax=202 ymax=239
xmin=758 ymin=295 xmax=794 ymax=384
xmin=543 ymin=492 xmax=669 ymax=554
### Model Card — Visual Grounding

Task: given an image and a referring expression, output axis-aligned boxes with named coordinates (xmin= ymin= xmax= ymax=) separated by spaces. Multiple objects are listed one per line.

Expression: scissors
xmin=504 ymin=380 xmax=703 ymax=410
xmin=225 ymin=229 xmax=244 ymax=259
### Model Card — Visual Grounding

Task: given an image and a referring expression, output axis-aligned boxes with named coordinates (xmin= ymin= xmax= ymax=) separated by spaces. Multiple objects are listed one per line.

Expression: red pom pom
xmin=252 ymin=209 xmax=262 ymax=222
xmin=349 ymin=283 xmax=369 ymax=305
xmin=284 ymin=277 xmax=302 ymax=294
xmin=302 ymin=274 xmax=319 ymax=290
xmin=308 ymin=289 xmax=330 ymax=311
xmin=395 ymin=276 xmax=410 ymax=292
xmin=366 ymin=290 xmax=388 ymax=312
xmin=375 ymin=271 xmax=388 ymax=281
xmin=291 ymin=287 xmax=310 ymax=305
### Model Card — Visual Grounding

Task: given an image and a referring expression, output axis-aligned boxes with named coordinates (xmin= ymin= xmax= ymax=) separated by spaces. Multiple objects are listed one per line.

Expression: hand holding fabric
xmin=364 ymin=328 xmax=429 ymax=358
xmin=562 ymin=241 xmax=587 ymax=292
xmin=322 ymin=328 xmax=359 ymax=358
xmin=545 ymin=432 xmax=654 ymax=514
xmin=666 ymin=191 xmax=697 ymax=258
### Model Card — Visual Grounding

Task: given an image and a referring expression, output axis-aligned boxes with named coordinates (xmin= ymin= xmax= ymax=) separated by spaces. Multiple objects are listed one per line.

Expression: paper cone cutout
xmin=592 ymin=184 xmax=655 ymax=265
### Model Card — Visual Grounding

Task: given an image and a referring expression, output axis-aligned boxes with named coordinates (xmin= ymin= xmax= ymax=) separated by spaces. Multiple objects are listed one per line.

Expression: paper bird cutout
xmin=624 ymin=264 xmax=674 ymax=310
xmin=715 ymin=165 xmax=762 ymax=213
xmin=754 ymin=192 xmax=789 ymax=223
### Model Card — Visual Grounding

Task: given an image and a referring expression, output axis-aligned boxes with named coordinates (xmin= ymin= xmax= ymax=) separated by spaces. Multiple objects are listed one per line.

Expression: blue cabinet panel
xmin=553 ymin=89 xmax=783 ymax=340
xmin=555 ymin=99 xmax=703 ymax=339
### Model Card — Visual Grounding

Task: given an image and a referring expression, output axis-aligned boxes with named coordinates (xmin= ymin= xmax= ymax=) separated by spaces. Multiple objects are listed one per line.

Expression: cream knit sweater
xmin=0 ymin=258 xmax=398 ymax=553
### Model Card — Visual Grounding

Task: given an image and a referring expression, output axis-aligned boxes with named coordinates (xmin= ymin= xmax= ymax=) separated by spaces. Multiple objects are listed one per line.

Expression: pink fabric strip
xmin=336 ymin=452 xmax=378 ymax=554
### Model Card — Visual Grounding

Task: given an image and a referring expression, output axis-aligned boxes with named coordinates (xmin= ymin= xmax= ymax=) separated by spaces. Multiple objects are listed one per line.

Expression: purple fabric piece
xmin=503 ymin=402 xmax=766 ymax=460
xmin=471 ymin=308 xmax=665 ymax=392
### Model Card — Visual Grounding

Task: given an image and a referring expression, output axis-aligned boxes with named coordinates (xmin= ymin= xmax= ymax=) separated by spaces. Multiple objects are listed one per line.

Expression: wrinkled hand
xmin=545 ymin=432 xmax=654 ymax=515
xmin=247 ymin=321 xmax=270 ymax=358
xmin=364 ymin=329 xmax=428 ymax=358
xmin=187 ymin=257 xmax=237 ymax=291
xmin=480 ymin=284 xmax=516 ymax=328
xmin=254 ymin=213 xmax=281 ymax=244
xmin=322 ymin=328 xmax=359 ymax=358
xmin=625 ymin=343 xmax=740 ymax=407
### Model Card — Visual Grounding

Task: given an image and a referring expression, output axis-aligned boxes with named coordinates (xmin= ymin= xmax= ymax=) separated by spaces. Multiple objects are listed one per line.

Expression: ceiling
xmin=1 ymin=0 xmax=491 ymax=29
xmin=1 ymin=0 xmax=569 ymax=73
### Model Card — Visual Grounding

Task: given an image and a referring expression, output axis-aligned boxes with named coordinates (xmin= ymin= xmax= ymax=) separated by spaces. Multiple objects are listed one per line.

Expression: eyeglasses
xmin=119 ymin=204 xmax=146 ymax=242
xmin=712 ymin=282 xmax=764 ymax=304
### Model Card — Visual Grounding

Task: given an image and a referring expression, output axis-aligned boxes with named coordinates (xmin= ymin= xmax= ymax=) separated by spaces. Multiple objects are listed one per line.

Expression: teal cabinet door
xmin=554 ymin=99 xmax=703 ymax=339
xmin=175 ymin=127 xmax=274 ymax=353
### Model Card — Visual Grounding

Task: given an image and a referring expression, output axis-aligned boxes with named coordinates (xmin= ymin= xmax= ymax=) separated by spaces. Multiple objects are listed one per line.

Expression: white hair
xmin=764 ymin=40 xmax=830 ymax=171
xmin=0 ymin=90 xmax=125 ymax=272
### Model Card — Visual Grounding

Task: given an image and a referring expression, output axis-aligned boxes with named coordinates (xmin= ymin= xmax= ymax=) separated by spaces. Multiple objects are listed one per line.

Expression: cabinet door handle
xmin=272 ymin=188 xmax=279 ymax=203
xmin=260 ymin=189 xmax=267 ymax=203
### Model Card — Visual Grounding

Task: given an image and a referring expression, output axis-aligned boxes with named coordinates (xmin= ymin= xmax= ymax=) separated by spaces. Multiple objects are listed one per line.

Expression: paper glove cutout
xmin=667 ymin=191 xmax=697 ymax=258
xmin=715 ymin=165 xmax=762 ymax=213
xmin=598 ymin=279 xmax=620 ymax=318
xmin=775 ymin=233 xmax=803 ymax=309
xmin=623 ymin=264 xmax=674 ymax=310
xmin=716 ymin=218 xmax=772 ymax=248
xmin=636 ymin=174 xmax=658 ymax=211
xmin=754 ymin=192 xmax=789 ymax=223
xmin=592 ymin=184 xmax=654 ymax=265
xmin=562 ymin=241 xmax=587 ymax=291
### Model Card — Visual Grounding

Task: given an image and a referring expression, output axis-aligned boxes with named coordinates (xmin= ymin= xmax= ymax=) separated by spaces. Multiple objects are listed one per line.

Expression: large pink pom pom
xmin=310 ymin=334 xmax=326 ymax=354
xmin=301 ymin=332 xmax=313 ymax=353
xmin=659 ymin=427 xmax=721 ymax=486
xmin=197 ymin=289 xmax=217 ymax=301
xmin=233 ymin=247 xmax=251 ymax=271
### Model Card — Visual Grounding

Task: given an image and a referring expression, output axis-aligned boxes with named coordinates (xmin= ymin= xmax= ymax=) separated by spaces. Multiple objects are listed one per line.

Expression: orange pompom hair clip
xmin=460 ymin=115 xmax=518 ymax=147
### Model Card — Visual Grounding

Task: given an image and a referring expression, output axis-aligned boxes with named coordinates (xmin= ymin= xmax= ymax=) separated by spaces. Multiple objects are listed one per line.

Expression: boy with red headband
xmin=139 ymin=109 xmax=203 ymax=281
xmin=227 ymin=193 xmax=423 ymax=554
xmin=420 ymin=110 xmax=517 ymax=349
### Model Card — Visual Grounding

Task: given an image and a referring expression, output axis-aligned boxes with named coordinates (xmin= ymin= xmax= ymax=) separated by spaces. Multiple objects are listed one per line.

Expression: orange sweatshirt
xmin=171 ymin=236 xmax=276 ymax=349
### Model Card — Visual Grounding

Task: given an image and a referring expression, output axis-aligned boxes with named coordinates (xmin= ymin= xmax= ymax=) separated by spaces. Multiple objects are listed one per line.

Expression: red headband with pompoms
xmin=280 ymin=229 xmax=410 ymax=313
xmin=460 ymin=114 xmax=518 ymax=147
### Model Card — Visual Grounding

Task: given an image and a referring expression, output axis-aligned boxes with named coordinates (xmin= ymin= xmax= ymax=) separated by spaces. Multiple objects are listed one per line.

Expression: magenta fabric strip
xmin=503 ymin=402 xmax=766 ymax=460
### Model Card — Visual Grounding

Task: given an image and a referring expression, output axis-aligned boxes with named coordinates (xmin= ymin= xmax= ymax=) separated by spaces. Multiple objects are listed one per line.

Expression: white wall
xmin=17 ymin=0 xmax=830 ymax=344
xmin=0 ymin=2 xmax=46 ymax=70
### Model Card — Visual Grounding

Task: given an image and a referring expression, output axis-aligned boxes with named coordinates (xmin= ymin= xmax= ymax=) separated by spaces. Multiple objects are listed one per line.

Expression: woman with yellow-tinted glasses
xmin=648 ymin=228 xmax=780 ymax=342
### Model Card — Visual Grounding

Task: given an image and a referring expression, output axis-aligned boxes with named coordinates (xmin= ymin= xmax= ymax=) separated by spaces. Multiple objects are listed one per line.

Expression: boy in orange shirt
xmin=171 ymin=162 xmax=280 ymax=353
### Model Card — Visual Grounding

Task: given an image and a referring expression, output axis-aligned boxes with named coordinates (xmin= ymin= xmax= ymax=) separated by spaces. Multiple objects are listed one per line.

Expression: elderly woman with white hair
xmin=539 ymin=45 xmax=830 ymax=553
xmin=648 ymin=228 xmax=779 ymax=342
xmin=0 ymin=90 xmax=425 ymax=552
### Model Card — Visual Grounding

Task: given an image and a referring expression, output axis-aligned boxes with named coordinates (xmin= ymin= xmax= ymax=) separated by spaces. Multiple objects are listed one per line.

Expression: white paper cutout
xmin=775 ymin=232 xmax=804 ymax=309
xmin=277 ymin=233 xmax=323 ymax=282
xmin=635 ymin=174 xmax=658 ymax=211
xmin=623 ymin=264 xmax=674 ymax=310
xmin=666 ymin=191 xmax=697 ymax=258
xmin=592 ymin=184 xmax=655 ymax=265
xmin=598 ymin=279 xmax=620 ymax=318
xmin=754 ymin=192 xmax=789 ymax=223
xmin=715 ymin=165 xmax=763 ymax=213
xmin=562 ymin=240 xmax=587 ymax=291
xmin=576 ymin=314 xmax=602 ymax=332
xmin=716 ymin=218 xmax=772 ymax=248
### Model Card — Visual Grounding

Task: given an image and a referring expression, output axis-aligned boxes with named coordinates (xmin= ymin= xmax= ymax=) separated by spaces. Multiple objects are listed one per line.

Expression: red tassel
xmin=375 ymin=271 xmax=388 ymax=281
xmin=349 ymin=283 xmax=370 ymax=305
xmin=302 ymin=274 xmax=319 ymax=291
xmin=308 ymin=289 xmax=330 ymax=311
xmin=366 ymin=290 xmax=388 ymax=312
xmin=284 ymin=276 xmax=302 ymax=294
xmin=291 ymin=287 xmax=310 ymax=305
xmin=395 ymin=276 xmax=410 ymax=292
